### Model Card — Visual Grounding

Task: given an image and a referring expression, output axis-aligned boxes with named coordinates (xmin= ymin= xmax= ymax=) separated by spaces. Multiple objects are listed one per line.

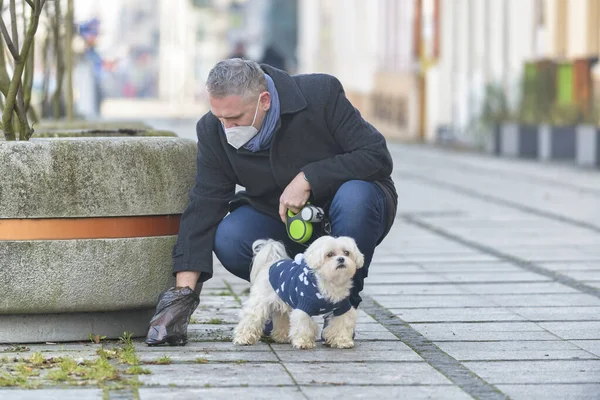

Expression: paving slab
xmin=399 ymin=253 xmax=501 ymax=262
xmin=410 ymin=322 xmax=561 ymax=342
xmin=284 ymin=362 xmax=452 ymax=385
xmin=463 ymin=360 xmax=600 ymax=384
xmin=186 ymin=324 xmax=235 ymax=342
xmin=417 ymin=262 xmax=523 ymax=272
xmin=537 ymin=321 xmax=600 ymax=340
xmin=273 ymin=342 xmax=423 ymax=362
xmin=538 ymin=262 xmax=600 ymax=271
xmin=366 ymin=273 xmax=450 ymax=284
xmin=368 ymin=264 xmax=426 ymax=273
xmin=439 ymin=271 xmax=550 ymax=283
xmin=374 ymin=294 xmax=498 ymax=308
xmin=139 ymin=387 xmax=305 ymax=400
xmin=138 ymin=350 xmax=279 ymax=363
xmin=495 ymin=383 xmax=600 ymax=400
xmin=392 ymin=307 xmax=525 ymax=323
xmin=571 ymin=340 xmax=600 ymax=357
xmin=0 ymin=389 xmax=104 ymax=400
xmin=560 ymin=270 xmax=600 ymax=280
xmin=300 ymin=385 xmax=473 ymax=400
xmin=457 ymin=282 xmax=580 ymax=295
xmin=485 ymin=294 xmax=600 ymax=307
xmin=435 ymin=340 xmax=598 ymax=361
xmin=138 ymin=363 xmax=294 ymax=387
xmin=509 ymin=306 xmax=600 ymax=321
xmin=364 ymin=283 xmax=469 ymax=295
xmin=354 ymin=330 xmax=399 ymax=341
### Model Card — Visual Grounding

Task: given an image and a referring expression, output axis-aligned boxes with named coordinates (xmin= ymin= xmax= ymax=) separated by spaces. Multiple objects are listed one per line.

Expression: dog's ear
xmin=303 ymin=236 xmax=328 ymax=269
xmin=341 ymin=237 xmax=364 ymax=269
xmin=353 ymin=246 xmax=365 ymax=269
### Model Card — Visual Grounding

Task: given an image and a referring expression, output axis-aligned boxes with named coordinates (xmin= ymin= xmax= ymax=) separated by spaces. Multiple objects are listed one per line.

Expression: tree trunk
xmin=23 ymin=0 xmax=37 ymax=124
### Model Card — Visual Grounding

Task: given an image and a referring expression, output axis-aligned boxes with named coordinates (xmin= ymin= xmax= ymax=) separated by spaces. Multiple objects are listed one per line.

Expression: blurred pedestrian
xmin=229 ymin=41 xmax=248 ymax=60
xmin=260 ymin=44 xmax=286 ymax=71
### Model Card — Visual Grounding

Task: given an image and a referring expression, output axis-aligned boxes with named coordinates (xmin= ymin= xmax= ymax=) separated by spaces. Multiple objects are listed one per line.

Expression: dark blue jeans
xmin=214 ymin=180 xmax=389 ymax=307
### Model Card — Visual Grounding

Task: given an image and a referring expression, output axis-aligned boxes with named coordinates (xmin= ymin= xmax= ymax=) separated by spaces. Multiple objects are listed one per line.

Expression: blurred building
xmin=429 ymin=0 xmax=537 ymax=144
xmin=431 ymin=0 xmax=600 ymax=146
xmin=299 ymin=0 xmax=600 ymax=145
xmin=229 ymin=0 xmax=298 ymax=72
xmin=298 ymin=0 xmax=420 ymax=140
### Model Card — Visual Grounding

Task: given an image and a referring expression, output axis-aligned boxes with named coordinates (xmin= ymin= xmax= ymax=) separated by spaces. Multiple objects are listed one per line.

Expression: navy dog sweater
xmin=268 ymin=255 xmax=352 ymax=316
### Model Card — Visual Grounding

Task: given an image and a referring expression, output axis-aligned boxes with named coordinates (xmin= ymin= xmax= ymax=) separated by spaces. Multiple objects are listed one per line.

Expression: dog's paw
xmin=291 ymin=338 xmax=316 ymax=349
xmin=326 ymin=338 xmax=355 ymax=349
xmin=233 ymin=333 xmax=260 ymax=346
xmin=270 ymin=331 xmax=290 ymax=344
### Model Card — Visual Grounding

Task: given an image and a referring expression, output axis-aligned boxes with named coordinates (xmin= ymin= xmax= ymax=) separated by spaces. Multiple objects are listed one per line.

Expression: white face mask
xmin=223 ymin=95 xmax=262 ymax=149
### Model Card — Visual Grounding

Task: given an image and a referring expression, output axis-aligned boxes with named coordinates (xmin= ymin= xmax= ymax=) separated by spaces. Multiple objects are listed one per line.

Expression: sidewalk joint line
xmin=396 ymin=171 xmax=600 ymax=236
xmin=402 ymin=215 xmax=600 ymax=299
xmin=267 ymin=342 xmax=310 ymax=400
xmin=361 ymin=295 xmax=508 ymax=400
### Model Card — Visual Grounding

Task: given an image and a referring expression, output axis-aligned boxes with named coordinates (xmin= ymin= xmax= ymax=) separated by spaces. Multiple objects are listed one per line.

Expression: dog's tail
xmin=250 ymin=239 xmax=289 ymax=284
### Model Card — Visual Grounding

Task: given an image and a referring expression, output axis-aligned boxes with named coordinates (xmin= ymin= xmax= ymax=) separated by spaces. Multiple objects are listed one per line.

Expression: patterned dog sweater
xmin=268 ymin=255 xmax=352 ymax=316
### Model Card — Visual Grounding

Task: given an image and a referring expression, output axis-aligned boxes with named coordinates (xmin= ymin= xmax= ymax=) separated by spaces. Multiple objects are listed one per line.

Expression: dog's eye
xmin=327 ymin=252 xmax=334 ymax=258
xmin=343 ymin=250 xmax=350 ymax=256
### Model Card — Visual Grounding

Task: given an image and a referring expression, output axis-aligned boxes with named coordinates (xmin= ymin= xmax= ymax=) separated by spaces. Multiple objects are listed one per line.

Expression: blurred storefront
xmin=299 ymin=0 xmax=600 ymax=146
xmin=432 ymin=0 xmax=600 ymax=147
xmin=298 ymin=0 xmax=422 ymax=141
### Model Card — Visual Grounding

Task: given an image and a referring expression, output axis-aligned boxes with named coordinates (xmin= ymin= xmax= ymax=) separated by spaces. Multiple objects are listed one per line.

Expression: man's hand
xmin=279 ymin=172 xmax=311 ymax=222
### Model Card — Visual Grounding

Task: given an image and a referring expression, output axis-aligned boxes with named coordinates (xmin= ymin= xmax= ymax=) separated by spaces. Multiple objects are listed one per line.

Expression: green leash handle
xmin=285 ymin=204 xmax=324 ymax=244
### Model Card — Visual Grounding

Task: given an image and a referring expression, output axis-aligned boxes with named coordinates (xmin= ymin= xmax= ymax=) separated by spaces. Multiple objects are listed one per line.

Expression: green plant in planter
xmin=0 ymin=0 xmax=48 ymax=141
xmin=480 ymin=83 xmax=511 ymax=127
xmin=550 ymin=103 xmax=582 ymax=126
xmin=518 ymin=62 xmax=555 ymax=125
xmin=581 ymin=100 xmax=600 ymax=127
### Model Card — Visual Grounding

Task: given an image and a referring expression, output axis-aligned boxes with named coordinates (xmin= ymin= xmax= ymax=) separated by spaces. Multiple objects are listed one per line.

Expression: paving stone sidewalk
xmin=2 ymin=142 xmax=600 ymax=399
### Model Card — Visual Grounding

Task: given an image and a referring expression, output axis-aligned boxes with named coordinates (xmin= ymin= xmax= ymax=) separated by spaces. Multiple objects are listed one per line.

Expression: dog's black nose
xmin=337 ymin=257 xmax=345 ymax=264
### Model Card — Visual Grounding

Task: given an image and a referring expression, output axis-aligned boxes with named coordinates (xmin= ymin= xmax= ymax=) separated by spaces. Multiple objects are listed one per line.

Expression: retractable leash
xmin=286 ymin=204 xmax=326 ymax=244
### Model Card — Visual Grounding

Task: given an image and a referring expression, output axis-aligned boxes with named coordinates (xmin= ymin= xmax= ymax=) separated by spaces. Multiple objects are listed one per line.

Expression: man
xmin=145 ymin=59 xmax=397 ymax=346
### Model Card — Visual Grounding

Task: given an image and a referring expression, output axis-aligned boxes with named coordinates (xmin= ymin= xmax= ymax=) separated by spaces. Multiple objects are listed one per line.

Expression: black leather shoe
xmin=145 ymin=286 xmax=200 ymax=346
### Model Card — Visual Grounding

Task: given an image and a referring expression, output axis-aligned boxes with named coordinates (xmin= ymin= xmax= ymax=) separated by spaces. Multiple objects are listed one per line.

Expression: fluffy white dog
xmin=233 ymin=236 xmax=364 ymax=349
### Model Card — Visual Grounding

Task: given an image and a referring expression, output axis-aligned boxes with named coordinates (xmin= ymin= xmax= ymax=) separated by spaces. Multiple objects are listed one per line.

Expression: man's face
xmin=210 ymin=92 xmax=271 ymax=130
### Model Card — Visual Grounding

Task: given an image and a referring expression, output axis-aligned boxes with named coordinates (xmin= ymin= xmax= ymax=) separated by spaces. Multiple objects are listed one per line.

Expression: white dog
xmin=233 ymin=236 xmax=364 ymax=349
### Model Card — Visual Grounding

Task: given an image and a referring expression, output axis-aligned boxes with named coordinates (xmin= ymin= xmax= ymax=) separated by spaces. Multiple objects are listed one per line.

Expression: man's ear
xmin=260 ymin=91 xmax=271 ymax=111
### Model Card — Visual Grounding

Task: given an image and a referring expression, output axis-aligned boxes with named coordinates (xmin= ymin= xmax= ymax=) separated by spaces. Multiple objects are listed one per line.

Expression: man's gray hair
xmin=206 ymin=58 xmax=267 ymax=99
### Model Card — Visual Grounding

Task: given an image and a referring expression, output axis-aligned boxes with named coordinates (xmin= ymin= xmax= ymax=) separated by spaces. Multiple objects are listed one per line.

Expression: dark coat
xmin=173 ymin=65 xmax=397 ymax=281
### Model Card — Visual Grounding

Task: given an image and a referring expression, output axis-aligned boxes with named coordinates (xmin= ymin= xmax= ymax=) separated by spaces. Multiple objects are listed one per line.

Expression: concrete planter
xmin=576 ymin=125 xmax=600 ymax=167
xmin=0 ymin=137 xmax=196 ymax=343
xmin=539 ymin=124 xmax=577 ymax=161
xmin=499 ymin=123 xmax=538 ymax=159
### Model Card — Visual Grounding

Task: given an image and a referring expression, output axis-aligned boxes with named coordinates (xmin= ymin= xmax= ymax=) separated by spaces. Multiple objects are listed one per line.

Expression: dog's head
xmin=303 ymin=236 xmax=364 ymax=284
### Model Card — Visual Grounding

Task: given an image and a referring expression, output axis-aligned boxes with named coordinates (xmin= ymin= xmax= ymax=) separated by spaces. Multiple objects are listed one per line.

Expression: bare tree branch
xmin=1 ymin=0 xmax=43 ymax=140
xmin=24 ymin=0 xmax=34 ymax=8
xmin=10 ymin=0 xmax=19 ymax=51
xmin=0 ymin=16 xmax=19 ymax=59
